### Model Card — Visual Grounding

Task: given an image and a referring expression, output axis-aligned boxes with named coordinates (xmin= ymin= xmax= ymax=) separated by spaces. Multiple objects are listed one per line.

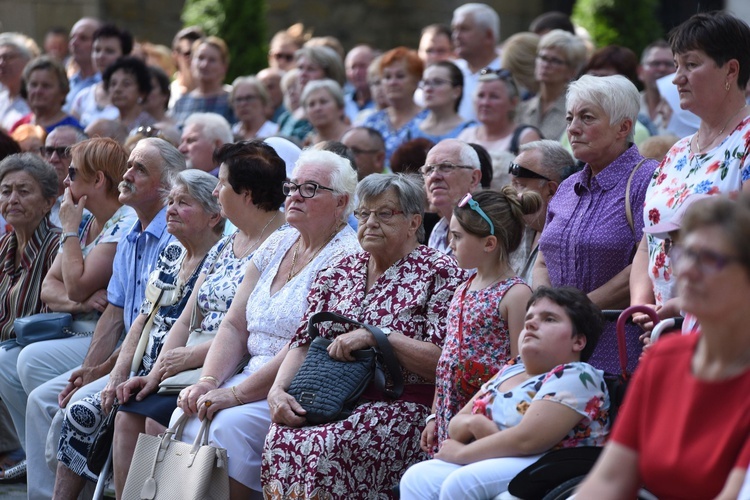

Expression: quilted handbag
xmin=0 ymin=312 xmax=73 ymax=350
xmin=287 ymin=311 xmax=403 ymax=425
xmin=121 ymin=414 xmax=229 ymax=500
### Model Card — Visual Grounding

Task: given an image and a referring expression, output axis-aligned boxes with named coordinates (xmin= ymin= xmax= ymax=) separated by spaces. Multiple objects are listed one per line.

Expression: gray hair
xmin=453 ymin=3 xmax=500 ymax=43
xmin=231 ymin=75 xmax=270 ymax=107
xmin=0 ymin=153 xmax=59 ymax=200
xmin=292 ymin=149 xmax=358 ymax=218
xmin=539 ymin=29 xmax=588 ymax=75
xmin=140 ymin=137 xmax=186 ymax=187
xmin=519 ymin=139 xmax=575 ymax=182
xmin=171 ymin=169 xmax=225 ymax=234
xmin=183 ymin=112 xmax=233 ymax=145
xmin=567 ymin=75 xmax=640 ymax=142
xmin=0 ymin=33 xmax=33 ymax=62
xmin=48 ymin=125 xmax=88 ymax=144
xmin=356 ymin=173 xmax=426 ymax=241
xmin=294 ymin=45 xmax=346 ymax=87
xmin=438 ymin=139 xmax=481 ymax=170
xmin=301 ymin=79 xmax=345 ymax=110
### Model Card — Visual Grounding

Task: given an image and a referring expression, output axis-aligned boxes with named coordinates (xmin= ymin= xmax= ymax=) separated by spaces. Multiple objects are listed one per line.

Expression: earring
xmin=726 ymin=81 xmax=731 ymax=91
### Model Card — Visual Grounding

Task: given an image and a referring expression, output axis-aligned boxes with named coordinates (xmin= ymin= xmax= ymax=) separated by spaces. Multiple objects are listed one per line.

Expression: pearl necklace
xmin=691 ymin=104 xmax=748 ymax=154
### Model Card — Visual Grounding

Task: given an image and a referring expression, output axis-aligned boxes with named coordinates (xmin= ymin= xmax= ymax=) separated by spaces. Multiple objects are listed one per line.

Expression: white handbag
xmin=122 ymin=414 xmax=229 ymax=500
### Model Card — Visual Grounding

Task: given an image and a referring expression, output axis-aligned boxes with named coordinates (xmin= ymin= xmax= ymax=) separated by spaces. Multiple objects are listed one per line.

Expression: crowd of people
xmin=0 ymin=4 xmax=748 ymax=499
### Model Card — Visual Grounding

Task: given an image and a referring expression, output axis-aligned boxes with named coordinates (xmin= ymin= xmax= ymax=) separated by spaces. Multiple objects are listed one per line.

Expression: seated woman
xmin=409 ymin=61 xmax=473 ymax=142
xmin=261 ymin=174 xmax=466 ymax=498
xmin=301 ymin=79 xmax=350 ymax=146
xmin=400 ymin=286 xmax=610 ymax=499
xmin=110 ymin=141 xmax=287 ymax=496
xmin=170 ymin=149 xmax=360 ymax=499
xmin=102 ymin=56 xmax=156 ymax=133
xmin=0 ymin=138 xmax=135 ymax=478
xmin=230 ymin=76 xmax=279 ymax=141
xmin=53 ymin=170 xmax=224 ymax=492
xmin=576 ymin=195 xmax=750 ymax=499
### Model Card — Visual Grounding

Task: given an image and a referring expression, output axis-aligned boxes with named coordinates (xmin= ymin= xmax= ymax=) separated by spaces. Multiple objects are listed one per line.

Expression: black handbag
xmin=287 ymin=311 xmax=404 ymax=425
xmin=0 ymin=312 xmax=73 ymax=351
xmin=86 ymin=402 xmax=119 ymax=475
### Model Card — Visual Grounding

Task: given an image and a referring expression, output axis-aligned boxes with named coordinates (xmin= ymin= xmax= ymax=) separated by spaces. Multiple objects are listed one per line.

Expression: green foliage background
xmin=182 ymin=0 xmax=267 ymax=81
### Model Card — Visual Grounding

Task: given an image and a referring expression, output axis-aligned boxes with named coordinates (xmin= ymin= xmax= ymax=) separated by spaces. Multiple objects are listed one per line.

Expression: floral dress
xmin=473 ymin=360 xmax=610 ymax=449
xmin=644 ymin=117 xmax=750 ymax=305
xmin=433 ymin=275 xmax=528 ymax=451
xmin=261 ymin=246 xmax=467 ymax=499
xmin=363 ymin=108 xmax=428 ymax=166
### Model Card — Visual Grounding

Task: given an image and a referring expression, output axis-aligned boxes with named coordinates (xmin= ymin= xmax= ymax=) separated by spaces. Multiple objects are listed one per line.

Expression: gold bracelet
xmin=198 ymin=375 xmax=219 ymax=387
xmin=231 ymin=386 xmax=244 ymax=406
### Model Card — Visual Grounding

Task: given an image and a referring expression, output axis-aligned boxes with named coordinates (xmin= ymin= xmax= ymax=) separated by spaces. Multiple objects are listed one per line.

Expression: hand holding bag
xmin=286 ymin=311 xmax=404 ymax=425
xmin=0 ymin=312 xmax=73 ymax=351
xmin=121 ymin=414 xmax=229 ymax=500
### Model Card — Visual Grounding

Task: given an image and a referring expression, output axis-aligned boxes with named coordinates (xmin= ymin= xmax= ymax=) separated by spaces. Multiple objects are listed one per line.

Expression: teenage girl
xmin=421 ymin=186 xmax=543 ymax=454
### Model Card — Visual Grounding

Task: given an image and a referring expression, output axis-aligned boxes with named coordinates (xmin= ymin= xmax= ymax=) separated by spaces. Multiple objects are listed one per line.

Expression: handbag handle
xmin=307 ymin=311 xmax=404 ymax=399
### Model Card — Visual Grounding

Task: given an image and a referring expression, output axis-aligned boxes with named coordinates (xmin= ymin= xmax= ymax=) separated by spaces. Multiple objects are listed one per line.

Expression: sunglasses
xmin=458 ymin=193 xmax=494 ymax=235
xmin=132 ymin=125 xmax=163 ymax=138
xmin=479 ymin=67 xmax=518 ymax=93
xmin=40 ymin=146 xmax=71 ymax=159
xmin=508 ymin=162 xmax=550 ymax=181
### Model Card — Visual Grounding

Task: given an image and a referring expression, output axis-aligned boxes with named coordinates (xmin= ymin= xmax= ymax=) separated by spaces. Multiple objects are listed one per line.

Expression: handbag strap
xmin=131 ymin=288 xmax=165 ymax=376
xmin=308 ymin=311 xmax=404 ymax=399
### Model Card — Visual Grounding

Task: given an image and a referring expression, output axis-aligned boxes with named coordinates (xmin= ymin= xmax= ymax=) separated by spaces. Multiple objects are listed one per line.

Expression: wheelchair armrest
xmin=507 ymin=447 xmax=602 ymax=499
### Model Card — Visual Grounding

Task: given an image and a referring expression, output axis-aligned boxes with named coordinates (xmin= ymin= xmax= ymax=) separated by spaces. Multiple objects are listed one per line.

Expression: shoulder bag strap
xmin=130 ymin=288 xmax=164 ymax=376
xmin=624 ymin=159 xmax=647 ymax=237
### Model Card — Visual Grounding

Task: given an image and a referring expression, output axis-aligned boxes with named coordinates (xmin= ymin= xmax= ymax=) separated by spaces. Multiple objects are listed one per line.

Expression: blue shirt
xmin=64 ymin=71 xmax=100 ymax=114
xmin=107 ymin=207 xmax=174 ymax=330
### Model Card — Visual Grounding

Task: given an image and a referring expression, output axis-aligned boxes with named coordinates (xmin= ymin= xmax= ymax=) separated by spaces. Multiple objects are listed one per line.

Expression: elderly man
xmin=638 ymin=40 xmax=675 ymax=135
xmin=451 ymin=3 xmax=501 ymax=121
xmin=41 ymin=126 xmax=88 ymax=226
xmin=0 ymin=34 xmax=33 ymax=132
xmin=423 ymin=139 xmax=481 ymax=254
xmin=507 ymin=140 xmax=575 ymax=284
xmin=342 ymin=126 xmax=386 ymax=180
xmin=20 ymin=138 xmax=184 ymax=500
xmin=257 ymin=67 xmax=286 ymax=123
xmin=179 ymin=112 xmax=233 ymax=176
xmin=343 ymin=45 xmax=376 ymax=124
xmin=64 ymin=17 xmax=101 ymax=112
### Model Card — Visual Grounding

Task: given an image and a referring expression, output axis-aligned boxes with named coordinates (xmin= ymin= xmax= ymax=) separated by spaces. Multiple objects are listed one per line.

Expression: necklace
xmin=233 ymin=212 xmax=279 ymax=260
xmin=692 ymin=104 xmax=748 ymax=154
xmin=286 ymin=224 xmax=342 ymax=283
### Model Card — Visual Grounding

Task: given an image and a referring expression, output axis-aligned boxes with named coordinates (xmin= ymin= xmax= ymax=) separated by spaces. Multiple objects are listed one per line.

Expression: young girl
xmin=421 ymin=186 xmax=542 ymax=455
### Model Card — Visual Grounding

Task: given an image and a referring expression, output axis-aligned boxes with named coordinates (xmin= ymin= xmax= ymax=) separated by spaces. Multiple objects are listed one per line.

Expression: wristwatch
xmin=59 ymin=232 xmax=78 ymax=249
xmin=380 ymin=327 xmax=392 ymax=337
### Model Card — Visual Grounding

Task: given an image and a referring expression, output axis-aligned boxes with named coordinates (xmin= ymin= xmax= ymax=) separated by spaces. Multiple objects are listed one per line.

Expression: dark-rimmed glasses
xmin=670 ymin=245 xmax=739 ymax=276
xmin=353 ymin=208 xmax=405 ymax=223
xmin=458 ymin=193 xmax=494 ymax=235
xmin=282 ymin=181 xmax=335 ymax=199
xmin=420 ymin=163 xmax=474 ymax=177
xmin=40 ymin=146 xmax=71 ymax=159
xmin=509 ymin=162 xmax=550 ymax=181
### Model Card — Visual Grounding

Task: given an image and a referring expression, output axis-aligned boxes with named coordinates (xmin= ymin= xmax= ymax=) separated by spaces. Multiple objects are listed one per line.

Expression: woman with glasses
xmin=534 ymin=75 xmax=658 ymax=374
xmin=518 ymin=29 xmax=587 ymax=142
xmin=577 ymin=195 xmax=750 ymax=499
xmin=262 ymin=173 xmax=465 ymax=498
xmin=408 ymin=61 xmax=473 ymax=143
xmin=170 ymin=149 xmax=359 ymax=499
xmin=230 ymin=76 xmax=279 ymax=141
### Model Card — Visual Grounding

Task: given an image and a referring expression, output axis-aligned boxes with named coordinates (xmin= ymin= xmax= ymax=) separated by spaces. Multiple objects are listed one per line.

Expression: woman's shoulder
xmin=457 ymin=124 xmax=480 ymax=142
xmin=538 ymin=362 xmax=607 ymax=392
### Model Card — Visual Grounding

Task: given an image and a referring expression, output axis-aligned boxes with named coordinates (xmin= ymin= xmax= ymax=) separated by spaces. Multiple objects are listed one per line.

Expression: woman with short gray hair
xmin=231 ymin=76 xmax=279 ymax=141
xmin=301 ymin=79 xmax=349 ymax=146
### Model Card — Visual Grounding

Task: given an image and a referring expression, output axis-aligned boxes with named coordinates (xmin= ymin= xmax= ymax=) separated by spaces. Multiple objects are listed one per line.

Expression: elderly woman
xmin=11 ymin=56 xmax=82 ymax=134
xmin=52 ymin=170 xmax=224 ymax=492
xmin=168 ymin=149 xmax=360 ymax=499
xmin=518 ymin=29 xmax=587 ymax=142
xmin=458 ymin=69 xmax=542 ymax=186
xmin=501 ymin=32 xmax=541 ymax=100
xmin=0 ymin=138 xmax=135 ymax=476
xmin=409 ymin=61 xmax=473 ymax=142
xmin=169 ymin=36 xmax=235 ymax=127
xmin=261 ymin=174 xmax=466 ymax=498
xmin=231 ymin=76 xmax=279 ymax=141
xmin=102 ymin=56 xmax=155 ymax=133
xmin=364 ymin=47 xmax=427 ymax=164
xmin=301 ymin=79 xmax=349 ymax=146
xmin=533 ymin=75 xmax=658 ymax=374
xmin=630 ymin=12 xmax=750 ymax=332
xmin=111 ymin=141 xmax=287 ymax=496
xmin=578 ymin=195 xmax=750 ymax=499
xmin=401 ymin=286 xmax=610 ymax=499
xmin=0 ymin=153 xmax=59 ymax=475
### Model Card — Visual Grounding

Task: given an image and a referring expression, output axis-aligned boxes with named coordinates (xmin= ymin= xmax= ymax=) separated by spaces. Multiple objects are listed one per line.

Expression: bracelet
xmin=425 ymin=413 xmax=436 ymax=425
xmin=198 ymin=375 xmax=219 ymax=386
xmin=231 ymin=386 xmax=244 ymax=406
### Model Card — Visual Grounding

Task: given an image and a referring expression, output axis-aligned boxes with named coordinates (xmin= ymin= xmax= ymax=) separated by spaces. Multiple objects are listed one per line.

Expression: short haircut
xmin=301 ymin=79 xmax=345 ymax=110
xmin=436 ymin=139 xmax=481 ymax=170
xmin=468 ymin=143 xmax=493 ymax=188
xmin=139 ymin=137 xmax=186 ymax=187
xmin=0 ymin=33 xmax=34 ymax=62
xmin=429 ymin=60 xmax=464 ymax=112
xmin=231 ymin=76 xmax=270 ymax=107
xmin=453 ymin=3 xmax=500 ymax=43
xmin=379 ymin=47 xmax=424 ymax=81
xmin=356 ymin=173 xmax=426 ymax=241
xmin=172 ymin=26 xmax=204 ymax=51
xmin=640 ymin=40 xmax=670 ymax=64
xmin=294 ymin=45 xmax=346 ymax=87
xmin=585 ymin=45 xmax=639 ymax=86
xmin=193 ymin=36 xmax=230 ymax=66
xmin=314 ymin=141 xmax=357 ymax=172
xmin=21 ymin=56 xmax=69 ymax=104
xmin=567 ymin=75 xmax=640 ymax=143
xmin=529 ymin=11 xmax=575 ymax=35
xmin=148 ymin=65 xmax=171 ymax=110
xmin=669 ymin=11 xmax=750 ymax=89
xmin=0 ymin=130 xmax=22 ymax=160
xmin=93 ymin=23 xmax=133 ymax=56
xmin=390 ymin=138 xmax=434 ymax=175
xmin=183 ymin=112 xmax=233 ymax=145
xmin=171 ymin=169 xmax=224 ymax=234
xmin=518 ymin=139 xmax=575 ymax=183
xmin=421 ymin=24 xmax=453 ymax=43
xmin=527 ymin=286 xmax=605 ymax=362
xmin=292 ymin=149 xmax=358 ymax=218
xmin=102 ymin=56 xmax=152 ymax=95
xmin=213 ymin=140 xmax=288 ymax=211
xmin=70 ymin=137 xmax=129 ymax=197
xmin=538 ymin=29 xmax=588 ymax=76
xmin=48 ymin=125 xmax=88 ymax=144
xmin=347 ymin=126 xmax=385 ymax=151
xmin=0 ymin=152 xmax=59 ymax=200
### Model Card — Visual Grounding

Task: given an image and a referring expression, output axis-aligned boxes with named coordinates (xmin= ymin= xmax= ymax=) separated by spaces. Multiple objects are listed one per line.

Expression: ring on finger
xmin=204 ymin=400 xmax=213 ymax=408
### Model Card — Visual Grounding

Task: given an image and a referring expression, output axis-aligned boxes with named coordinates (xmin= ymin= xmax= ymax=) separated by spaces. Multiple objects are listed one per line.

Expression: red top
xmin=612 ymin=334 xmax=750 ymax=499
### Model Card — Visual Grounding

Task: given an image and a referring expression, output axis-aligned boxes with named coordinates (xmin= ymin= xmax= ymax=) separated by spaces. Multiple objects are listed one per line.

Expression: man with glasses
xmin=638 ymin=40 xmax=676 ymax=135
xmin=422 ymin=138 xmax=481 ymax=253
xmin=0 ymin=33 xmax=33 ymax=132
xmin=41 ymin=126 xmax=88 ymax=226
xmin=342 ymin=126 xmax=386 ymax=180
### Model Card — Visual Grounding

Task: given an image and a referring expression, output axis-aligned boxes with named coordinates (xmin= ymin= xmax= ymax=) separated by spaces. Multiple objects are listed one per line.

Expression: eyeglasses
xmin=233 ymin=94 xmax=260 ymax=104
xmin=419 ymin=163 xmax=475 ymax=177
xmin=353 ymin=208 xmax=405 ymax=223
xmin=536 ymin=54 xmax=567 ymax=67
xmin=40 ymin=146 xmax=71 ymax=159
xmin=458 ymin=193 xmax=494 ymax=235
xmin=178 ymin=50 xmax=191 ymax=58
xmin=0 ymin=53 xmax=21 ymax=63
xmin=67 ymin=166 xmax=78 ymax=182
xmin=271 ymin=52 xmax=295 ymax=63
xmin=508 ymin=162 xmax=550 ymax=181
xmin=282 ymin=181 xmax=335 ymax=199
xmin=670 ymin=245 xmax=739 ymax=276
xmin=418 ymin=78 xmax=453 ymax=89
xmin=132 ymin=125 xmax=163 ymax=138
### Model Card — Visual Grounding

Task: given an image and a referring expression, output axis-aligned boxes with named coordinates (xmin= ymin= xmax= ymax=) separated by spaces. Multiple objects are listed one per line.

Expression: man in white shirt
xmin=0 ymin=34 xmax=32 ymax=131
